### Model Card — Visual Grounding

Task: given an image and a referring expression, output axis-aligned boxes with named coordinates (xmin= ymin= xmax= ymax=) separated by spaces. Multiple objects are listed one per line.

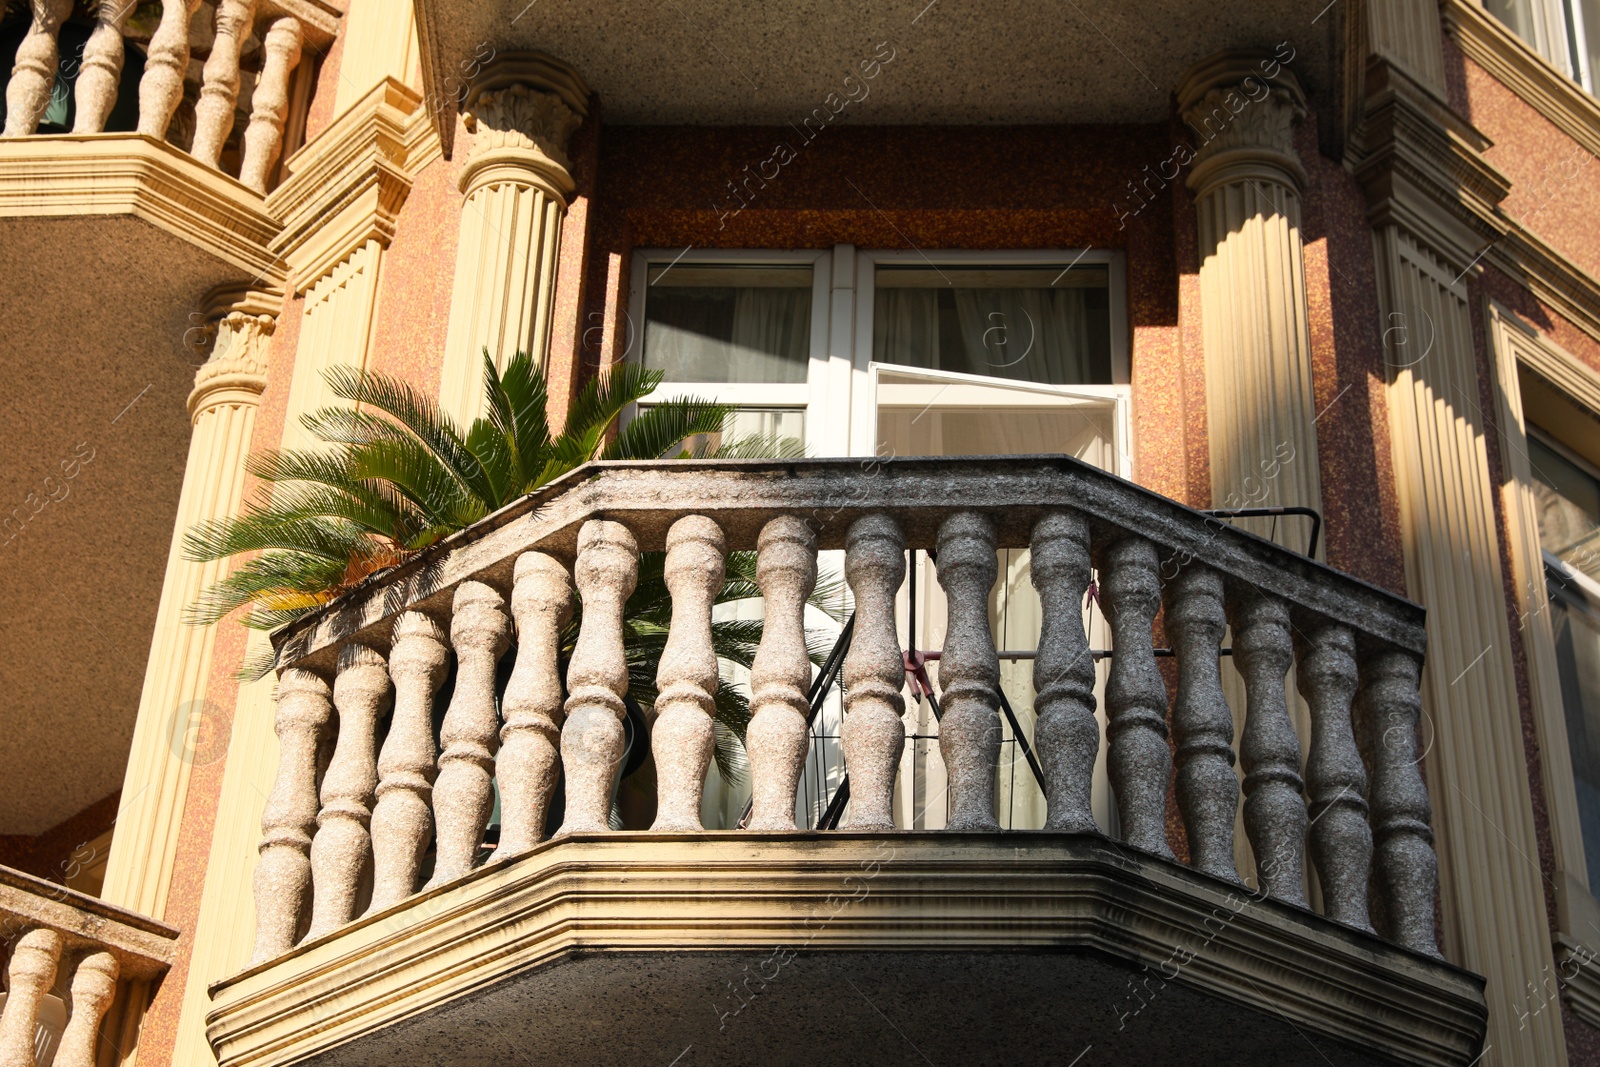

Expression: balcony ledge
xmin=207 ymin=833 xmax=1486 ymax=1067
xmin=0 ymin=133 xmax=286 ymax=286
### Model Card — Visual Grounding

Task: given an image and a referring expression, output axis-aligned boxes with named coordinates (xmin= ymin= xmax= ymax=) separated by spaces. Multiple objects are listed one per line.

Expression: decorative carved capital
xmin=460 ymin=52 xmax=590 ymax=198
xmin=1177 ymin=49 xmax=1307 ymax=197
xmin=189 ymin=286 xmax=279 ymax=417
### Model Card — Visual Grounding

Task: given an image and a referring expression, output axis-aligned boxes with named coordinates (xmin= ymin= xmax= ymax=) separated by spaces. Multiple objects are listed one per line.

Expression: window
xmin=1488 ymin=0 xmax=1600 ymax=94
xmin=1531 ymin=428 xmax=1600 ymax=890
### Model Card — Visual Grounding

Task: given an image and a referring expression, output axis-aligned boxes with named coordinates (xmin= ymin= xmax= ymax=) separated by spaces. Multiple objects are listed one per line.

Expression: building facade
xmin=1 ymin=0 xmax=1600 ymax=1063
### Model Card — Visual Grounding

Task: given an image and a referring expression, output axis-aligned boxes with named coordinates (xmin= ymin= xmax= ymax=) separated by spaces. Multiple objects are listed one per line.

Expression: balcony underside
xmin=208 ymin=835 xmax=1486 ymax=1067
xmin=0 ymin=135 xmax=284 ymax=832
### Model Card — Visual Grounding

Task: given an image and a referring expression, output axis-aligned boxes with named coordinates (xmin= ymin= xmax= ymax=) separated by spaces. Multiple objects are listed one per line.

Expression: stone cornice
xmin=0 ymin=864 xmax=178 ymax=981
xmin=207 ymin=835 xmax=1486 ymax=1067
xmin=0 ymin=133 xmax=285 ymax=285
xmin=1347 ymin=57 xmax=1512 ymax=268
xmin=1443 ymin=0 xmax=1600 ymax=164
xmin=266 ymin=77 xmax=424 ymax=291
xmin=258 ymin=0 xmax=343 ymax=49
xmin=1491 ymin=227 xmax=1600 ymax=344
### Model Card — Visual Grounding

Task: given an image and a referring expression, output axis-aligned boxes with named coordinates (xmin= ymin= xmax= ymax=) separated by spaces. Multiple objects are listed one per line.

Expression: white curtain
xmin=645 ymin=287 xmax=809 ymax=383
xmin=952 ymin=288 xmax=1095 ymax=384
xmin=872 ymin=289 xmax=941 ymax=370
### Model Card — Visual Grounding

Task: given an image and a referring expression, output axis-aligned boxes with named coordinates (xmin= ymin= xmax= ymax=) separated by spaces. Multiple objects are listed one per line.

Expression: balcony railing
xmin=1 ymin=0 xmax=335 ymax=192
xmin=0 ymin=864 xmax=177 ymax=1067
xmin=246 ymin=455 xmax=1443 ymax=960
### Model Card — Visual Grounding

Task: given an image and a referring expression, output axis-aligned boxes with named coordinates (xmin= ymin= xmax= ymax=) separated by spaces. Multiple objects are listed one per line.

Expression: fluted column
xmin=1360 ymin=649 xmax=1440 ymax=955
xmin=1166 ymin=564 xmax=1240 ymax=882
xmin=745 ymin=517 xmax=818 ymax=831
xmin=498 ymin=552 xmax=573 ymax=854
xmin=251 ymin=669 xmax=333 ymax=963
xmin=72 ymin=0 xmax=129 ymax=133
xmin=308 ymin=644 xmax=392 ymax=938
xmin=439 ymin=53 xmax=589 ymax=424
xmin=368 ymin=612 xmax=449 ymax=913
xmin=102 ymin=291 xmax=276 ymax=921
xmin=191 ymin=0 xmax=257 ymax=168
xmin=0 ymin=928 xmax=62 ymax=1067
xmin=55 ymin=952 xmax=118 ymax=1067
xmin=558 ymin=520 xmax=638 ymax=833
xmin=935 ymin=512 xmax=1001 ymax=832
xmin=429 ymin=582 xmax=512 ymax=885
xmin=1098 ymin=536 xmax=1175 ymax=857
xmin=2 ymin=0 xmax=71 ymax=136
xmin=137 ymin=0 xmax=203 ymax=138
xmin=652 ymin=516 xmax=727 ymax=831
xmin=1297 ymin=624 xmax=1373 ymax=931
xmin=1229 ymin=590 xmax=1307 ymax=904
xmin=1178 ymin=53 xmax=1321 ymax=538
xmin=840 ymin=515 xmax=906 ymax=831
xmin=239 ymin=17 xmax=303 ymax=193
xmin=1030 ymin=511 xmax=1099 ymax=832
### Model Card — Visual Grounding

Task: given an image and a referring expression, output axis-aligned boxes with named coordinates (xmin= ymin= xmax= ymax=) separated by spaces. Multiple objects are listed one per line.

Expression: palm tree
xmin=183 ymin=350 xmax=838 ymax=788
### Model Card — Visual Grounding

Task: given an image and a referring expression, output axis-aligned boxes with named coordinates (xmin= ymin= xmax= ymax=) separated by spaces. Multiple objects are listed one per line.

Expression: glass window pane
xmin=1529 ymin=431 xmax=1600 ymax=582
xmin=872 ymin=265 xmax=1112 ymax=385
xmin=643 ymin=265 xmax=812 ymax=383
xmin=1551 ymin=569 xmax=1600 ymax=892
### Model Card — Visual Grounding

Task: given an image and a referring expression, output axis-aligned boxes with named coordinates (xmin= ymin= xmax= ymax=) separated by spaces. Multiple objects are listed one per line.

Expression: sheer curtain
xmin=872 ymin=289 xmax=941 ymax=371
xmin=952 ymin=288 xmax=1095 ymax=384
xmin=644 ymin=286 xmax=809 ymax=383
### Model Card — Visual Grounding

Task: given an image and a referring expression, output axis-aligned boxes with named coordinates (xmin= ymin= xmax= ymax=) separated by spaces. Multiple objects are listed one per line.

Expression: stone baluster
xmin=2 ymin=0 xmax=73 ymax=137
xmin=558 ymin=521 xmax=639 ymax=834
xmin=367 ymin=612 xmax=449 ymax=914
xmin=72 ymin=0 xmax=131 ymax=133
xmin=136 ymin=0 xmax=203 ymax=138
xmin=1165 ymin=564 xmax=1239 ymax=881
xmin=1229 ymin=589 xmax=1308 ymax=904
xmin=498 ymin=552 xmax=573 ymax=855
xmin=189 ymin=0 xmax=257 ymax=167
xmin=935 ymin=512 xmax=1001 ymax=832
xmin=250 ymin=668 xmax=333 ymax=963
xmin=55 ymin=952 xmax=117 ymax=1067
xmin=745 ymin=516 xmax=818 ymax=831
xmin=428 ymin=582 xmax=512 ymax=886
xmin=840 ymin=515 xmax=906 ymax=831
xmin=1030 ymin=511 xmax=1099 ymax=833
xmin=1297 ymin=624 xmax=1374 ymax=931
xmin=1098 ymin=536 xmax=1175 ymax=857
xmin=0 ymin=928 xmax=62 ymax=1067
xmin=239 ymin=17 xmax=302 ymax=193
xmin=651 ymin=516 xmax=727 ymax=831
xmin=307 ymin=644 xmax=392 ymax=938
xmin=1359 ymin=648 xmax=1440 ymax=956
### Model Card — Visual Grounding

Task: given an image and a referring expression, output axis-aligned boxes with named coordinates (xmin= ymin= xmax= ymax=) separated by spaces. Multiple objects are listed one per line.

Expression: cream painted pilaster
xmin=99 ymin=287 xmax=278 ymax=922
xmin=438 ymin=53 xmax=588 ymax=424
xmin=1178 ymin=53 xmax=1322 ymax=539
xmin=332 ymin=0 xmax=420 ymax=116
xmin=165 ymin=77 xmax=438 ymax=1067
xmin=1350 ymin=57 xmax=1563 ymax=1063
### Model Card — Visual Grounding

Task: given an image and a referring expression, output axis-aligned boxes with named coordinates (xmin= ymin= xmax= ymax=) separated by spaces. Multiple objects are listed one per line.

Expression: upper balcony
xmin=206 ymin=456 xmax=1487 ymax=1067
xmin=0 ymin=863 xmax=177 ymax=1067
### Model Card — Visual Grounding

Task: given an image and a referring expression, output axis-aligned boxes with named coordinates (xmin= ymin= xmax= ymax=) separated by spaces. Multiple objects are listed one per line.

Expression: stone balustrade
xmin=247 ymin=457 xmax=1441 ymax=968
xmin=0 ymin=865 xmax=176 ymax=1067
xmin=1 ymin=0 xmax=332 ymax=193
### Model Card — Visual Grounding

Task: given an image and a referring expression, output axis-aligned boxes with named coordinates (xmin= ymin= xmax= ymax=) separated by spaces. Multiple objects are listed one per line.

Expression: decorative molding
xmin=266 ymin=77 xmax=423 ymax=293
xmin=0 ymin=133 xmax=285 ymax=285
xmin=257 ymin=0 xmax=341 ymax=50
xmin=1177 ymin=52 xmax=1308 ymax=196
xmin=1443 ymin=0 xmax=1600 ymax=164
xmin=1490 ymin=227 xmax=1600 ymax=344
xmin=463 ymin=84 xmax=581 ymax=171
xmin=205 ymin=835 xmax=1487 ymax=1067
xmin=1347 ymin=58 xmax=1512 ymax=268
xmin=189 ymin=285 xmax=281 ymax=416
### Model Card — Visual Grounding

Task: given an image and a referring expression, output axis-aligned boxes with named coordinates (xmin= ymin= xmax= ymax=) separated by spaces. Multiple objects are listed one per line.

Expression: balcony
xmin=206 ymin=457 xmax=1488 ymax=1067
xmin=0 ymin=864 xmax=176 ymax=1067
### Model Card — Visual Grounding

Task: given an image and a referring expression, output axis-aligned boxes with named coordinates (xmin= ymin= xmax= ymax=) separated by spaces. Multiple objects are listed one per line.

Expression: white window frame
xmin=1488 ymin=299 xmax=1600 ymax=1016
xmin=629 ymin=245 xmax=1131 ymax=475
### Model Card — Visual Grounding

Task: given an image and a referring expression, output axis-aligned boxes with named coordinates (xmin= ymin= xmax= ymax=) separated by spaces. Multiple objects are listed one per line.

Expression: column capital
xmin=460 ymin=52 xmax=590 ymax=199
xmin=189 ymin=285 xmax=279 ymax=417
xmin=1177 ymin=49 xmax=1307 ymax=198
